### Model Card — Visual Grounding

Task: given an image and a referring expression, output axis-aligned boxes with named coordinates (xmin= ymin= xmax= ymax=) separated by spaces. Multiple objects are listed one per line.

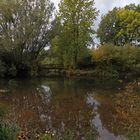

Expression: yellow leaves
xmin=92 ymin=44 xmax=120 ymax=63
xmin=114 ymin=82 xmax=140 ymax=132
xmin=98 ymin=5 xmax=140 ymax=45
xmin=92 ymin=46 xmax=106 ymax=61
xmin=116 ymin=8 xmax=140 ymax=42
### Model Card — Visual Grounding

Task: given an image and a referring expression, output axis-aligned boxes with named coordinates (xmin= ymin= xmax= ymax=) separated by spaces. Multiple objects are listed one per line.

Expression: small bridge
xmin=42 ymin=64 xmax=64 ymax=70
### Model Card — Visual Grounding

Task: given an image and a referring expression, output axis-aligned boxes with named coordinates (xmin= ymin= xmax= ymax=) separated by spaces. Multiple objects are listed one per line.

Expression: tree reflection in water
xmin=0 ymin=78 xmax=139 ymax=140
xmin=86 ymin=93 xmax=123 ymax=140
xmin=0 ymin=80 xmax=97 ymax=139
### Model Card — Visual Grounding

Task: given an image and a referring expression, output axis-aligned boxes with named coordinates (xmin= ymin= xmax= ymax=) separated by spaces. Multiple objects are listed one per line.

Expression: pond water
xmin=0 ymin=77 xmax=139 ymax=140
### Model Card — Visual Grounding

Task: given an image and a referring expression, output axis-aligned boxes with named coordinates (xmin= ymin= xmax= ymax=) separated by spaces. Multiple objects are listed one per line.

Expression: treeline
xmin=0 ymin=0 xmax=140 ymax=78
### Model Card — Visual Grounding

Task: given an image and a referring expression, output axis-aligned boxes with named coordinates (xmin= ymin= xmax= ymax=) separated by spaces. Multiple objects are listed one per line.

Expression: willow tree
xmin=57 ymin=0 xmax=97 ymax=68
xmin=0 ymin=0 xmax=54 ymax=76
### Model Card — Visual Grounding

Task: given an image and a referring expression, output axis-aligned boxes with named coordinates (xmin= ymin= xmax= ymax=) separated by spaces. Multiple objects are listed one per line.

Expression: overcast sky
xmin=52 ymin=0 xmax=140 ymax=13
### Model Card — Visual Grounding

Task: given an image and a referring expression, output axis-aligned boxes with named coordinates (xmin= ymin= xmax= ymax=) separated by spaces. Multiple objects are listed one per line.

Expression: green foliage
xmin=97 ymin=8 xmax=119 ymax=45
xmin=8 ymin=64 xmax=17 ymax=77
xmin=0 ymin=60 xmax=6 ymax=77
xmin=41 ymin=133 xmax=52 ymax=140
xmin=40 ymin=130 xmax=97 ymax=140
xmin=92 ymin=43 xmax=140 ymax=77
xmin=0 ymin=1 xmax=140 ymax=78
xmin=0 ymin=0 xmax=54 ymax=77
xmin=0 ymin=107 xmax=8 ymax=121
xmin=97 ymin=4 xmax=140 ymax=46
xmin=102 ymin=66 xmax=119 ymax=78
xmin=77 ymin=48 xmax=93 ymax=68
xmin=51 ymin=0 xmax=98 ymax=69
xmin=0 ymin=122 xmax=17 ymax=140
xmin=0 ymin=106 xmax=16 ymax=140
xmin=127 ymin=129 xmax=140 ymax=140
xmin=8 ymin=79 xmax=18 ymax=89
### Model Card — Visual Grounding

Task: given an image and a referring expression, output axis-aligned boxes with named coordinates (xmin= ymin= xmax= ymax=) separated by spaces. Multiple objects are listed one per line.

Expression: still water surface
xmin=0 ymin=78 xmax=137 ymax=140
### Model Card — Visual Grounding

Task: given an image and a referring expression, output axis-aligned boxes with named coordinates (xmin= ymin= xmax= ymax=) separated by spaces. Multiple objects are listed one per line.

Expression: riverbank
xmin=40 ymin=68 xmax=140 ymax=80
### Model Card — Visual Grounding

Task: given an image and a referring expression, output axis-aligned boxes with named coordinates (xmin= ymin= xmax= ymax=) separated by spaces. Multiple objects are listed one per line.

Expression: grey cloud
xmin=52 ymin=0 xmax=139 ymax=14
xmin=95 ymin=0 xmax=140 ymax=15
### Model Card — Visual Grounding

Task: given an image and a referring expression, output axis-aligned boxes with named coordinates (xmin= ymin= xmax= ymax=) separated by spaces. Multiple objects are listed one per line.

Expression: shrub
xmin=0 ymin=107 xmax=17 ymax=140
xmin=92 ymin=43 xmax=140 ymax=77
xmin=0 ymin=122 xmax=17 ymax=140
xmin=8 ymin=64 xmax=17 ymax=77
xmin=8 ymin=79 xmax=18 ymax=89
xmin=0 ymin=60 xmax=6 ymax=77
xmin=0 ymin=107 xmax=8 ymax=121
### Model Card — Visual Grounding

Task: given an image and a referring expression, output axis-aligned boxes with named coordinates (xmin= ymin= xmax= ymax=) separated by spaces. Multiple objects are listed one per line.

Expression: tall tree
xmin=97 ymin=4 xmax=140 ymax=46
xmin=0 ymin=0 xmax=54 ymax=76
xmin=57 ymin=0 xmax=97 ymax=68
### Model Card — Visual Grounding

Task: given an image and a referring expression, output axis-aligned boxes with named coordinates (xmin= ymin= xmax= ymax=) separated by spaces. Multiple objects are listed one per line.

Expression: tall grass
xmin=0 ymin=107 xmax=17 ymax=140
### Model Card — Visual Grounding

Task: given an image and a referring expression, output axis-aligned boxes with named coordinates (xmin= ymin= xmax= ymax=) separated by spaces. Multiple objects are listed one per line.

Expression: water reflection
xmin=0 ymin=78 xmax=139 ymax=139
xmin=86 ymin=93 xmax=124 ymax=140
xmin=37 ymin=85 xmax=52 ymax=105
